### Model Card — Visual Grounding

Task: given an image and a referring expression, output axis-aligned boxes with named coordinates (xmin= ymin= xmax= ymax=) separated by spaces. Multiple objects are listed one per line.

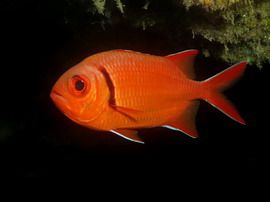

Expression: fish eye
xmin=69 ymin=75 xmax=89 ymax=96
xmin=75 ymin=79 xmax=85 ymax=91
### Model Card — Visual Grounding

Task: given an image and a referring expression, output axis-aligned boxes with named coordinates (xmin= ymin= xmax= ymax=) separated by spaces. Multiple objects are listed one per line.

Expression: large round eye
xmin=75 ymin=78 xmax=85 ymax=91
xmin=69 ymin=75 xmax=89 ymax=96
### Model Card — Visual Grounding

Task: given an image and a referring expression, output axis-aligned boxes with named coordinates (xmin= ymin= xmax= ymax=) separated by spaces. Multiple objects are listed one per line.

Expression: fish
xmin=50 ymin=49 xmax=247 ymax=144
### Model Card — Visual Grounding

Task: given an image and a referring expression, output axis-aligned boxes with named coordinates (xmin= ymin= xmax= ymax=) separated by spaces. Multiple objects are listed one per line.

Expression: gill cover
xmin=70 ymin=62 xmax=110 ymax=124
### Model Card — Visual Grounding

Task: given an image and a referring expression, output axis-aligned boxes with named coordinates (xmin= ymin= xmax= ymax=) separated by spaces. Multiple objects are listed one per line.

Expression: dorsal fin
xmin=165 ymin=49 xmax=199 ymax=79
xmin=163 ymin=101 xmax=200 ymax=138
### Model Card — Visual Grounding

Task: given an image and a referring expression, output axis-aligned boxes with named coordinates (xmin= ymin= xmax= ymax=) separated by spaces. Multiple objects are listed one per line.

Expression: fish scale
xmin=51 ymin=49 xmax=247 ymax=143
xmin=102 ymin=55 xmax=188 ymax=109
xmin=85 ymin=50 xmax=198 ymax=127
xmin=88 ymin=51 xmax=197 ymax=130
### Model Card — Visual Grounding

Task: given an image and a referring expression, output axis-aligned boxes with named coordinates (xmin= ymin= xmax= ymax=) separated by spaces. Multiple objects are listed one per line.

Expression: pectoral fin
xmin=110 ymin=129 xmax=144 ymax=144
xmin=99 ymin=65 xmax=141 ymax=122
xmin=110 ymin=104 xmax=142 ymax=121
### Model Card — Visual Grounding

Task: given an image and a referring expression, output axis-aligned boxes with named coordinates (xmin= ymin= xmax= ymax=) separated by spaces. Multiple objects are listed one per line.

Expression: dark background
xmin=0 ymin=0 xmax=265 ymax=193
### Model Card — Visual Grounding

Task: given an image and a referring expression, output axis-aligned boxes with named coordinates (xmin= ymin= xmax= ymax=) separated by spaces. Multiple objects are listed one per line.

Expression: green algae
xmin=92 ymin=0 xmax=106 ymax=15
xmin=73 ymin=0 xmax=270 ymax=68
xmin=181 ymin=0 xmax=251 ymax=11
xmin=91 ymin=0 xmax=125 ymax=14
xmin=186 ymin=0 xmax=270 ymax=68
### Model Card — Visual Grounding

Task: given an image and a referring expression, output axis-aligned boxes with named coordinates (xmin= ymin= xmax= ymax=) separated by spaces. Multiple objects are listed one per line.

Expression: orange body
xmin=51 ymin=49 xmax=247 ymax=143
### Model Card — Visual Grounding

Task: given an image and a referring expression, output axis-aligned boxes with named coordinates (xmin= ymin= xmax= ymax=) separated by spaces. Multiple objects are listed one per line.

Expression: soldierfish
xmin=50 ymin=49 xmax=247 ymax=144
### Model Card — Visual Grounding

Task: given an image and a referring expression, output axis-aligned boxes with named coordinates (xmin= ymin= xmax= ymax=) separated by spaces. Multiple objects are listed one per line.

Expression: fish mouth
xmin=50 ymin=90 xmax=68 ymax=107
xmin=51 ymin=90 xmax=62 ymax=97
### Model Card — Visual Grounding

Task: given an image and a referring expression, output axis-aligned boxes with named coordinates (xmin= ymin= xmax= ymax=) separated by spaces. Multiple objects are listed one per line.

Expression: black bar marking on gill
xmin=99 ymin=66 xmax=137 ymax=122
xmin=99 ymin=66 xmax=116 ymax=106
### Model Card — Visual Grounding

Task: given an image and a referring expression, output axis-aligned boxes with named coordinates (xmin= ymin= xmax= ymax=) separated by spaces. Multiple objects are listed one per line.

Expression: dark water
xmin=0 ymin=0 xmax=265 ymax=194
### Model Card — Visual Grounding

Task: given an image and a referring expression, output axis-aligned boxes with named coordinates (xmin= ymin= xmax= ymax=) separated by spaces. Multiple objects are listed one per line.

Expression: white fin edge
xmin=110 ymin=130 xmax=145 ymax=144
xmin=162 ymin=125 xmax=197 ymax=139
xmin=205 ymin=100 xmax=245 ymax=125
xmin=166 ymin=49 xmax=199 ymax=57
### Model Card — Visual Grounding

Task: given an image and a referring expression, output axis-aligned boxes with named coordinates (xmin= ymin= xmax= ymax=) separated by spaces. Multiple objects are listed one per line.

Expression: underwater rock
xmin=184 ymin=0 xmax=270 ymax=68
xmin=28 ymin=0 xmax=268 ymax=68
xmin=86 ymin=0 xmax=270 ymax=68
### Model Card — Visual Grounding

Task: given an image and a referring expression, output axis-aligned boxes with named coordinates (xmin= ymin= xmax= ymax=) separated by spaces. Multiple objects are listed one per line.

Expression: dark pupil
xmin=75 ymin=79 xmax=85 ymax=91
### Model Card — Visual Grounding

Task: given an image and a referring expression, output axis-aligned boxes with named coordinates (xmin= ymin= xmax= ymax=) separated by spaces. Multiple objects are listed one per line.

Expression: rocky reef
xmin=86 ymin=0 xmax=270 ymax=68
xmin=181 ymin=0 xmax=270 ymax=68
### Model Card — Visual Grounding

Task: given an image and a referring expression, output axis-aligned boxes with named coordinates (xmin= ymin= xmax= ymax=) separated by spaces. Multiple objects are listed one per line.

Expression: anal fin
xmin=163 ymin=101 xmax=199 ymax=138
xmin=110 ymin=129 xmax=144 ymax=144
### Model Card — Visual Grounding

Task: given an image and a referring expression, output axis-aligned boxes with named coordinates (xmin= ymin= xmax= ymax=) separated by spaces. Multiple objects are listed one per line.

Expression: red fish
xmin=50 ymin=49 xmax=247 ymax=144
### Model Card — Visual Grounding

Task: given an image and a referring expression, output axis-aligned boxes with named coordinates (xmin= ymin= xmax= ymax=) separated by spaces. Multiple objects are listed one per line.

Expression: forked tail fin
xmin=201 ymin=62 xmax=247 ymax=125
